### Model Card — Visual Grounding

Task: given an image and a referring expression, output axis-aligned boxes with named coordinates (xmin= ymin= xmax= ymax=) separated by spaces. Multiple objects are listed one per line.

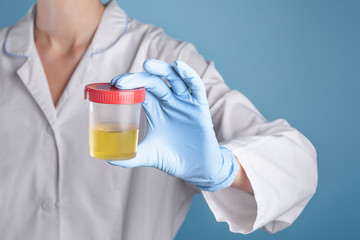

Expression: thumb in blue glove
xmin=109 ymin=59 xmax=239 ymax=192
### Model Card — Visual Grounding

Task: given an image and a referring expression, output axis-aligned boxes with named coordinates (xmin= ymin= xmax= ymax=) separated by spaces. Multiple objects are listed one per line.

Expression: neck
xmin=35 ymin=0 xmax=105 ymax=53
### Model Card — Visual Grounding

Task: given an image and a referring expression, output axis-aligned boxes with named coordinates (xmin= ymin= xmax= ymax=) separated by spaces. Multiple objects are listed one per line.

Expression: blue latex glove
xmin=109 ymin=59 xmax=239 ymax=192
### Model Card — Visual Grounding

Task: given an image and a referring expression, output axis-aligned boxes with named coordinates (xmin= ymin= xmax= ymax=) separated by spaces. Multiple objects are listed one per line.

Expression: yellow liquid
xmin=89 ymin=128 xmax=139 ymax=160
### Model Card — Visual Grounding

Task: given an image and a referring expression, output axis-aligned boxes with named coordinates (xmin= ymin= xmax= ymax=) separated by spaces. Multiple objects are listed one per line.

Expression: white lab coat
xmin=0 ymin=1 xmax=318 ymax=239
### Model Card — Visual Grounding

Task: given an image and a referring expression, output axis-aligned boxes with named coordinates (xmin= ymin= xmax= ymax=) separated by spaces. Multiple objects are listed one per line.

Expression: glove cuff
xmin=196 ymin=146 xmax=240 ymax=192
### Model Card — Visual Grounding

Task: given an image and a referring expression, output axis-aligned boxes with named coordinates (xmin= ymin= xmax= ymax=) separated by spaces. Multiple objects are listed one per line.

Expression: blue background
xmin=1 ymin=0 xmax=359 ymax=239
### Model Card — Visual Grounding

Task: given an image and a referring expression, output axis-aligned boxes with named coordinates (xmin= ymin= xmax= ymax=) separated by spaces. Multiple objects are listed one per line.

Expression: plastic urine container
xmin=84 ymin=83 xmax=145 ymax=160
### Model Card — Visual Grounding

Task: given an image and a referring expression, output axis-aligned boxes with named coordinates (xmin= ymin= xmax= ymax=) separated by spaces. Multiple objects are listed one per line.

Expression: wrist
xmin=196 ymin=146 xmax=240 ymax=192
xmin=230 ymin=156 xmax=254 ymax=193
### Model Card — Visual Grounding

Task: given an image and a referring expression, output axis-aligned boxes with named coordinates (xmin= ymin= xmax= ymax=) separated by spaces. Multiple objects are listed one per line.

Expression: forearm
xmin=230 ymin=156 xmax=254 ymax=193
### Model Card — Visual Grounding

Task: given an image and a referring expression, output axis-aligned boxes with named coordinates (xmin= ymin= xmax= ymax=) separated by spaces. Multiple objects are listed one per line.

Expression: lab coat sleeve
xmin=176 ymin=43 xmax=318 ymax=234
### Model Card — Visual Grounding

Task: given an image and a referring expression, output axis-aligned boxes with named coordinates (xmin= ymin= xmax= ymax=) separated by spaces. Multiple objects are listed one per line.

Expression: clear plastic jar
xmin=84 ymin=83 xmax=145 ymax=160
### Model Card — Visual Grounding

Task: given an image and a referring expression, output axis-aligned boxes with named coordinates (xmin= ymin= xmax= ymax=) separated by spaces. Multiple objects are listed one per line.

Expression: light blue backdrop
xmin=1 ymin=0 xmax=359 ymax=239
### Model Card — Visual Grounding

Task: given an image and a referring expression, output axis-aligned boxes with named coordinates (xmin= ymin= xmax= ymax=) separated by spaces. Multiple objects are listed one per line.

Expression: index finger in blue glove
xmin=173 ymin=60 xmax=208 ymax=105
xmin=112 ymin=72 xmax=173 ymax=101
xmin=143 ymin=59 xmax=189 ymax=96
xmin=110 ymin=73 xmax=132 ymax=86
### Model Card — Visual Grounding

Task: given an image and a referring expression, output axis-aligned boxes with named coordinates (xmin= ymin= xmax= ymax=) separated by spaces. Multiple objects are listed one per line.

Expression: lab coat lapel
xmin=4 ymin=5 xmax=57 ymax=126
xmin=16 ymin=53 xmax=57 ymax=127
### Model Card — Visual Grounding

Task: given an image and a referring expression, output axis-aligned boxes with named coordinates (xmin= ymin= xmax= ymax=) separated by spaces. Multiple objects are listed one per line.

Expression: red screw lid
xmin=84 ymin=83 xmax=145 ymax=104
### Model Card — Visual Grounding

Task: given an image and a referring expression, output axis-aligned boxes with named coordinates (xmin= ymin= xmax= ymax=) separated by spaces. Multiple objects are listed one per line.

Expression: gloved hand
xmin=109 ymin=59 xmax=239 ymax=192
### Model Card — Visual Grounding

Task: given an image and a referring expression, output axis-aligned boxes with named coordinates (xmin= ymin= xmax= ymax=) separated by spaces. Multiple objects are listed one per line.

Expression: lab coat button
xmin=42 ymin=200 xmax=53 ymax=211
xmin=46 ymin=125 xmax=54 ymax=136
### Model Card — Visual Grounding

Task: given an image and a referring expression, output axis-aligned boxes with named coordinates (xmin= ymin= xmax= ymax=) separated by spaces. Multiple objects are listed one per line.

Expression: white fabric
xmin=0 ymin=1 xmax=317 ymax=239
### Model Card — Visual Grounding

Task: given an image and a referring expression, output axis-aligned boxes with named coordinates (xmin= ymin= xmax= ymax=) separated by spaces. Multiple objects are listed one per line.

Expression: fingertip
xmin=107 ymin=160 xmax=133 ymax=168
xmin=111 ymin=73 xmax=133 ymax=88
xmin=110 ymin=75 xmax=121 ymax=86
xmin=173 ymin=60 xmax=200 ymax=80
xmin=143 ymin=59 xmax=168 ymax=73
xmin=114 ymin=73 xmax=147 ymax=90
xmin=112 ymin=72 xmax=171 ymax=100
xmin=143 ymin=58 xmax=162 ymax=67
xmin=173 ymin=60 xmax=191 ymax=72
xmin=143 ymin=59 xmax=152 ymax=70
xmin=107 ymin=160 xmax=119 ymax=166
xmin=173 ymin=60 xmax=179 ymax=70
xmin=173 ymin=60 xmax=186 ymax=70
xmin=172 ymin=60 xmax=186 ymax=77
xmin=173 ymin=59 xmax=183 ymax=66
xmin=143 ymin=59 xmax=154 ymax=73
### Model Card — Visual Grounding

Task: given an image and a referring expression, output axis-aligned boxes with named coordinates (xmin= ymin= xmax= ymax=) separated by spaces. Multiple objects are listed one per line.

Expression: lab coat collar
xmin=89 ymin=0 xmax=128 ymax=55
xmin=3 ymin=0 xmax=128 ymax=58
xmin=3 ymin=6 xmax=35 ymax=58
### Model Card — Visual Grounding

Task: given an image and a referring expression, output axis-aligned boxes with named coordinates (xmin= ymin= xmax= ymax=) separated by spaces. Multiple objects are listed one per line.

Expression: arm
xmin=108 ymin=56 xmax=317 ymax=233
xmin=199 ymin=60 xmax=318 ymax=234
xmin=111 ymin=26 xmax=317 ymax=233
xmin=172 ymin=42 xmax=317 ymax=234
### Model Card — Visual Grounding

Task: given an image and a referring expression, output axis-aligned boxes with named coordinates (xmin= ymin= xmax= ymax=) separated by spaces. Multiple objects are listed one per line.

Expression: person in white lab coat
xmin=0 ymin=0 xmax=318 ymax=239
